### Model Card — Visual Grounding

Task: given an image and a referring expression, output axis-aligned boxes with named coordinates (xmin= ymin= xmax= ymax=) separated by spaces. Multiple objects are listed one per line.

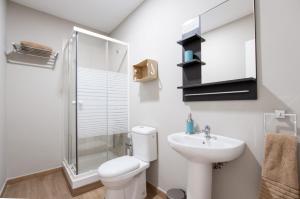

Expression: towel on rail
xmin=260 ymin=133 xmax=299 ymax=199
xmin=20 ymin=41 xmax=53 ymax=57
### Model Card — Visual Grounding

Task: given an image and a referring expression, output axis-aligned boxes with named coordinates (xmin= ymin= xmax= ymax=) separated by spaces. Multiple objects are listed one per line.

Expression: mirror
xmin=200 ymin=0 xmax=256 ymax=83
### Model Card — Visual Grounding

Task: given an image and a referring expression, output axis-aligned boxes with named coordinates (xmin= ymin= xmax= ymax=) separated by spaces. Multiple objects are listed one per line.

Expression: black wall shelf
xmin=181 ymin=78 xmax=257 ymax=101
xmin=177 ymin=34 xmax=206 ymax=45
xmin=177 ymin=59 xmax=206 ymax=67
xmin=177 ymin=78 xmax=256 ymax=89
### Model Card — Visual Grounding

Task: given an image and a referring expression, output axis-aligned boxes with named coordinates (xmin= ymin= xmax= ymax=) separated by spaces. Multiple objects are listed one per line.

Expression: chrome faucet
xmin=202 ymin=125 xmax=211 ymax=139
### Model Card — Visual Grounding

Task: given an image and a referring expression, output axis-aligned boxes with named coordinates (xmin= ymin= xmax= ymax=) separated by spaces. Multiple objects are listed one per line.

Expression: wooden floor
xmin=2 ymin=170 xmax=163 ymax=199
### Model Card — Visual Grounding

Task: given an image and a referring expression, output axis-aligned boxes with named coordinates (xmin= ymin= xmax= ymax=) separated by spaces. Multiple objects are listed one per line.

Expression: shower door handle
xmin=71 ymin=100 xmax=83 ymax=105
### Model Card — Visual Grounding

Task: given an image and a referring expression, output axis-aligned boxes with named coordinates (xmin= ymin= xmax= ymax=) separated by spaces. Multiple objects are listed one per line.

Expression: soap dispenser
xmin=186 ymin=113 xmax=194 ymax=134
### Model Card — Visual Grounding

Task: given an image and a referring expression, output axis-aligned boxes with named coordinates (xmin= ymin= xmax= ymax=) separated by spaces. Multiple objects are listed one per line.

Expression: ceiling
xmin=10 ymin=0 xmax=145 ymax=33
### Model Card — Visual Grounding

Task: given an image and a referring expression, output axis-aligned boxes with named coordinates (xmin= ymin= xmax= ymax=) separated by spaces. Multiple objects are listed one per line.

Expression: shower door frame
xmin=72 ymin=26 xmax=130 ymax=175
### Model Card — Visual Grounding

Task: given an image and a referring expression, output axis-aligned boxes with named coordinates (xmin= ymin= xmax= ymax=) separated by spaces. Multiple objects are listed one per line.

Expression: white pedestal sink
xmin=168 ymin=132 xmax=245 ymax=199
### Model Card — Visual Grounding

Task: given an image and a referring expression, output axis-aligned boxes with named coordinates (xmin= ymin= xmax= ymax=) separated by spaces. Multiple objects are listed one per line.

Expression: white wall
xmin=0 ymin=0 xmax=7 ymax=191
xmin=5 ymin=2 xmax=105 ymax=178
xmin=5 ymin=2 xmax=73 ymax=178
xmin=111 ymin=0 xmax=300 ymax=198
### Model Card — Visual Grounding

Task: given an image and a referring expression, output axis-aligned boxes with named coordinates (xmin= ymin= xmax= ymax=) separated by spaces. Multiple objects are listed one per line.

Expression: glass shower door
xmin=76 ymin=33 xmax=109 ymax=174
xmin=106 ymin=41 xmax=129 ymax=161
xmin=67 ymin=34 xmax=78 ymax=174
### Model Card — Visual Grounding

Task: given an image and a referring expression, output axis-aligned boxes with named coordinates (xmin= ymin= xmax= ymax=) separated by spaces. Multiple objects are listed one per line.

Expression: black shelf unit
xmin=177 ymin=34 xmax=206 ymax=45
xmin=178 ymin=34 xmax=204 ymax=91
xmin=177 ymin=34 xmax=257 ymax=101
xmin=177 ymin=59 xmax=206 ymax=67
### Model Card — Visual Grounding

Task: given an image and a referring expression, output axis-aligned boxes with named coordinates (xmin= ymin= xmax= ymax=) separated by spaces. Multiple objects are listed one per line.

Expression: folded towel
xmin=20 ymin=41 xmax=53 ymax=57
xmin=260 ymin=133 xmax=299 ymax=199
xmin=20 ymin=41 xmax=53 ymax=51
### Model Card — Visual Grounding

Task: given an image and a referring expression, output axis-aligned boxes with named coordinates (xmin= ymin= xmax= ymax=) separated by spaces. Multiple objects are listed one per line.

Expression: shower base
xmin=62 ymin=151 xmax=119 ymax=189
xmin=62 ymin=160 xmax=101 ymax=189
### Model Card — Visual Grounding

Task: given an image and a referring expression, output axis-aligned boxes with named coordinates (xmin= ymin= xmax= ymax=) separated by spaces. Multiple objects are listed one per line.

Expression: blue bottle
xmin=186 ymin=113 xmax=194 ymax=134
xmin=184 ymin=50 xmax=193 ymax=62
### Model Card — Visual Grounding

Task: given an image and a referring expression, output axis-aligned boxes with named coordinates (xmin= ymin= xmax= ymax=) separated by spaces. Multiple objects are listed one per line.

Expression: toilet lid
xmin=98 ymin=156 xmax=140 ymax=178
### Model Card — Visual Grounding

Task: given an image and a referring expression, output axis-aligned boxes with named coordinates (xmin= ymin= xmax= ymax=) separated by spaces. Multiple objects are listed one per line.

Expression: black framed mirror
xmin=177 ymin=0 xmax=257 ymax=101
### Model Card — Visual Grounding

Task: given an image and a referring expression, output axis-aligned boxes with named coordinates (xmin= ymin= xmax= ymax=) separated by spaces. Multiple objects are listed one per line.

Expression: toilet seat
xmin=98 ymin=156 xmax=149 ymax=199
xmin=98 ymin=155 xmax=149 ymax=183
xmin=98 ymin=156 xmax=140 ymax=178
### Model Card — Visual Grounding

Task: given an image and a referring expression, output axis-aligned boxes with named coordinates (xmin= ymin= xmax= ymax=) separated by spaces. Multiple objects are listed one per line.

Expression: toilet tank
xmin=131 ymin=126 xmax=157 ymax=162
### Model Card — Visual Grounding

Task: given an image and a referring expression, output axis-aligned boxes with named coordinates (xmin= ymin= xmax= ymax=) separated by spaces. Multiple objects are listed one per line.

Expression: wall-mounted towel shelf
xmin=6 ymin=42 xmax=59 ymax=70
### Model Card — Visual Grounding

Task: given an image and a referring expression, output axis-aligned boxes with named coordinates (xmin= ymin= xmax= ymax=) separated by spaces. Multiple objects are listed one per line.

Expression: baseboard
xmin=62 ymin=168 xmax=103 ymax=197
xmin=0 ymin=179 xmax=8 ymax=198
xmin=146 ymin=182 xmax=167 ymax=199
xmin=6 ymin=167 xmax=63 ymax=185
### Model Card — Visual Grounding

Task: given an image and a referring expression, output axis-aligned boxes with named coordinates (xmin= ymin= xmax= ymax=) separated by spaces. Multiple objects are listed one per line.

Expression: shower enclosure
xmin=63 ymin=27 xmax=129 ymax=185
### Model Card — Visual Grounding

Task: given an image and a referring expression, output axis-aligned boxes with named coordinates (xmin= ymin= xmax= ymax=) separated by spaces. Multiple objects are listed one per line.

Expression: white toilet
xmin=98 ymin=126 xmax=157 ymax=199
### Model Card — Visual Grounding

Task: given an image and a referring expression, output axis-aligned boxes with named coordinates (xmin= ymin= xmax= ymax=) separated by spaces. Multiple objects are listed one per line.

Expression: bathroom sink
xmin=167 ymin=132 xmax=245 ymax=163
xmin=167 ymin=132 xmax=245 ymax=199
